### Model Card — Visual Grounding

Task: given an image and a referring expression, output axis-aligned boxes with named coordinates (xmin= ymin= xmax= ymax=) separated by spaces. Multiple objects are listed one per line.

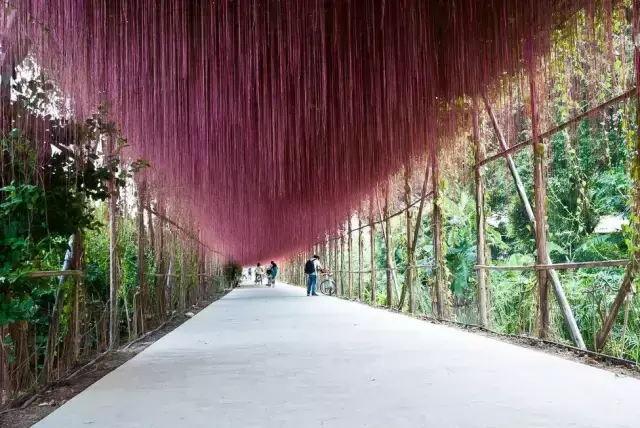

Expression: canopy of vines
xmin=0 ymin=0 xmax=606 ymax=263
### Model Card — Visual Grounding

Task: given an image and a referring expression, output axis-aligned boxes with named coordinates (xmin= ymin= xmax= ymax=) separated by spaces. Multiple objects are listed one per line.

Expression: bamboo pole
xmin=43 ymin=233 xmax=77 ymax=383
xmin=596 ymin=265 xmax=633 ymax=350
xmin=473 ymin=100 xmax=489 ymax=328
xmin=530 ymin=61 xmax=550 ymax=339
xmin=316 ymin=191 xmax=433 ymax=246
xmin=475 ymin=259 xmax=636 ymax=271
xmin=399 ymin=159 xmax=432 ymax=312
xmin=383 ymin=184 xmax=393 ymax=308
xmin=485 ymin=90 xmax=585 ymax=349
xmin=166 ymin=241 xmax=175 ymax=312
xmin=475 ymin=87 xmax=637 ymax=169
xmin=180 ymin=248 xmax=186 ymax=311
xmin=374 ymin=183 xmax=400 ymax=305
xmin=358 ymin=208 xmax=364 ymax=301
xmin=337 ymin=231 xmax=344 ymax=296
xmin=596 ymin=5 xmax=640 ymax=350
xmin=432 ymin=144 xmax=445 ymax=319
xmin=482 ymin=93 xmax=536 ymax=223
xmin=108 ymin=138 xmax=118 ymax=349
xmin=370 ymin=194 xmax=377 ymax=305
xmin=333 ymin=237 xmax=338 ymax=294
xmin=73 ymin=232 xmax=84 ymax=361
xmin=27 ymin=270 xmax=82 ymax=278
xmin=400 ymin=165 xmax=414 ymax=312
xmin=134 ymin=180 xmax=146 ymax=338
xmin=348 ymin=218 xmax=353 ymax=298
xmin=146 ymin=206 xmax=224 ymax=255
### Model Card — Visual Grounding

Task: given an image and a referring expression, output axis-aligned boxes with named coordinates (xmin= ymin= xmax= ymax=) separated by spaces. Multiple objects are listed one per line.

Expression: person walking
xmin=304 ymin=255 xmax=323 ymax=296
xmin=255 ymin=263 xmax=265 ymax=285
xmin=267 ymin=261 xmax=279 ymax=287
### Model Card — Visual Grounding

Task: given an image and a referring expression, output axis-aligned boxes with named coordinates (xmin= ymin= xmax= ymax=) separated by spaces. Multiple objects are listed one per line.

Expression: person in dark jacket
xmin=267 ymin=261 xmax=279 ymax=287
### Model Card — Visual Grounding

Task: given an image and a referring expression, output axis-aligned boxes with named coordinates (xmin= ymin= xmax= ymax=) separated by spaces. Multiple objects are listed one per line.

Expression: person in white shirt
xmin=255 ymin=263 xmax=265 ymax=284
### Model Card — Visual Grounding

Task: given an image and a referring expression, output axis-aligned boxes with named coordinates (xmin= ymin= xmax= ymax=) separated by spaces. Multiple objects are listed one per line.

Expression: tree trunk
xmin=473 ymin=101 xmax=489 ymax=328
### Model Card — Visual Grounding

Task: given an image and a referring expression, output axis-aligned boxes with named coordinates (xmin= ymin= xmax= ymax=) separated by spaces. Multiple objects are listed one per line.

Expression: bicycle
xmin=318 ymin=270 xmax=336 ymax=296
xmin=254 ymin=274 xmax=263 ymax=286
xmin=267 ymin=275 xmax=276 ymax=287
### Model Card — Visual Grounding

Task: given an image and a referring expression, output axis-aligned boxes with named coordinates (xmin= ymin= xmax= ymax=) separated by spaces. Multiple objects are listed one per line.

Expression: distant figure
xmin=248 ymin=267 xmax=253 ymax=277
xmin=304 ymin=255 xmax=323 ymax=296
xmin=255 ymin=263 xmax=264 ymax=284
xmin=267 ymin=261 xmax=278 ymax=287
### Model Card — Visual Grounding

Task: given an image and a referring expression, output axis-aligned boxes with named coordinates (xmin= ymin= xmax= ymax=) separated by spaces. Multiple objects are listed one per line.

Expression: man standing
xmin=304 ymin=255 xmax=323 ymax=296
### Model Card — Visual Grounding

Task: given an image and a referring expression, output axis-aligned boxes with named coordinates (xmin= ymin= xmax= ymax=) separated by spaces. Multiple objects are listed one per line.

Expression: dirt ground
xmin=374 ymin=300 xmax=640 ymax=379
xmin=437 ymin=320 xmax=640 ymax=379
xmin=0 ymin=294 xmax=226 ymax=428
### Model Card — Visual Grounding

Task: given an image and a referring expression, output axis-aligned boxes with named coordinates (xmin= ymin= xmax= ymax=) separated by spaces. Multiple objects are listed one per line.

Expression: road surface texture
xmin=36 ymin=283 xmax=640 ymax=428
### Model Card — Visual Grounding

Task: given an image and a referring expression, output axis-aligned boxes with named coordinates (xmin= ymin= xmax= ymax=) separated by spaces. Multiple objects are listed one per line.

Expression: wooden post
xmin=72 ymin=232 xmax=84 ymax=360
xmin=166 ymin=238 xmax=175 ymax=312
xmin=134 ymin=180 xmax=146 ymax=338
xmin=348 ymin=218 xmax=353 ymax=298
xmin=482 ymin=93 xmax=536 ymax=224
xmin=358 ymin=208 xmax=364 ymax=301
xmin=596 ymin=266 xmax=633 ymax=350
xmin=108 ymin=138 xmax=119 ymax=349
xmin=473 ymin=100 xmax=489 ymax=328
xmin=484 ymin=93 xmax=585 ymax=349
xmin=44 ymin=233 xmax=79 ymax=382
xmin=402 ymin=165 xmax=414 ymax=312
xmin=156 ymin=210 xmax=167 ymax=320
xmin=339 ymin=227 xmax=345 ymax=296
xmin=432 ymin=148 xmax=445 ymax=319
xmin=596 ymin=3 xmax=640 ymax=349
xmin=180 ymin=246 xmax=186 ymax=311
xmin=399 ymin=160 xmax=431 ymax=312
xmin=384 ymin=184 xmax=393 ymax=308
xmin=529 ymin=57 xmax=551 ymax=339
xmin=334 ymin=237 xmax=339 ymax=293
xmin=370 ymin=195 xmax=377 ymax=305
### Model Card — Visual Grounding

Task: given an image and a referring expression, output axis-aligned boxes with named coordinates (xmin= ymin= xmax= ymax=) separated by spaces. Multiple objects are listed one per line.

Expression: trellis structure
xmin=2 ymin=0 xmax=640 ymax=410
xmin=285 ymin=7 xmax=640 ymax=352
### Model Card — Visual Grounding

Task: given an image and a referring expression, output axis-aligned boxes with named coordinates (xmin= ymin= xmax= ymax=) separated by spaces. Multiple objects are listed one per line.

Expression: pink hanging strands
xmin=4 ymin=0 xmax=600 ymax=264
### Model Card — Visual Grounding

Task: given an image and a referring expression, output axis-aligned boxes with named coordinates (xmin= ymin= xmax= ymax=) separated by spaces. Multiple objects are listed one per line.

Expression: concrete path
xmin=36 ymin=283 xmax=640 ymax=428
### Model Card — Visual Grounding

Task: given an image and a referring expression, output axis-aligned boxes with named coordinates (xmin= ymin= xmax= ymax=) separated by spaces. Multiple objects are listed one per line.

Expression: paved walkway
xmin=36 ymin=283 xmax=640 ymax=427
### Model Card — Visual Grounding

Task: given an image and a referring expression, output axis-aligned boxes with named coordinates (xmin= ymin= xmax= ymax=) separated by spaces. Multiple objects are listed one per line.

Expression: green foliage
xmin=443 ymin=191 xmax=477 ymax=298
xmin=0 ymin=148 xmax=113 ymax=321
xmin=223 ymin=261 xmax=243 ymax=286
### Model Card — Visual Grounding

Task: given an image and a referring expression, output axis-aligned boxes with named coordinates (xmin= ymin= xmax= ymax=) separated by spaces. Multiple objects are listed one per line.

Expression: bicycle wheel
xmin=319 ymin=279 xmax=335 ymax=295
